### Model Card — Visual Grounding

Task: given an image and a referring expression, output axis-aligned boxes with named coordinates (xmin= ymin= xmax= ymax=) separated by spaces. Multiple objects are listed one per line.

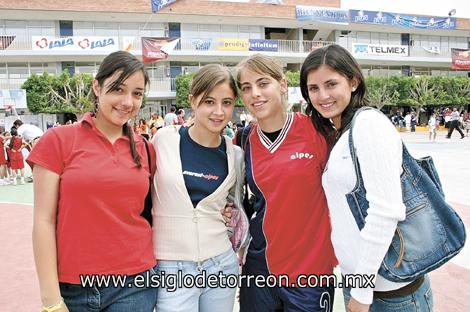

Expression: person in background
xmin=410 ymin=113 xmax=417 ymax=132
xmin=138 ymin=118 xmax=150 ymax=140
xmin=13 ymin=119 xmax=44 ymax=182
xmin=0 ymin=130 xmax=10 ymax=185
xmin=446 ymin=107 xmax=464 ymax=139
xmin=27 ymin=51 xmax=158 ymax=312
xmin=428 ymin=113 xmax=437 ymax=142
xmin=176 ymin=108 xmax=186 ymax=125
xmin=164 ymin=106 xmax=178 ymax=126
xmin=6 ymin=128 xmax=25 ymax=185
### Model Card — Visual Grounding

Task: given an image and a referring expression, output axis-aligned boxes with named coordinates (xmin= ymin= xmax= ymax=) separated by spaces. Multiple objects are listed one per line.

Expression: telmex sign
xmin=353 ymin=43 xmax=409 ymax=56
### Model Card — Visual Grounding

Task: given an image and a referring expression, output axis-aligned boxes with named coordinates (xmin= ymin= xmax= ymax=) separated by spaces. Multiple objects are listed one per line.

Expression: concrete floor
xmin=1 ymin=130 xmax=469 ymax=311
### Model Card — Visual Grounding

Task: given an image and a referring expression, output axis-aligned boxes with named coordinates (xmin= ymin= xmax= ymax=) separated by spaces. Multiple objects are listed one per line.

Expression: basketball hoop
xmin=2 ymin=98 xmax=16 ymax=113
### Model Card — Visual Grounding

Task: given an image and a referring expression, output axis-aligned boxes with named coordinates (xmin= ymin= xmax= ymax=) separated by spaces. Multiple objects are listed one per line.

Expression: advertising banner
xmin=141 ymin=37 xmax=180 ymax=63
xmin=451 ymin=48 xmax=470 ymax=70
xmin=214 ymin=38 xmax=278 ymax=52
xmin=191 ymin=39 xmax=212 ymax=50
xmin=216 ymin=38 xmax=249 ymax=51
xmin=349 ymin=10 xmax=456 ymax=30
xmin=353 ymin=43 xmax=409 ymax=56
xmin=296 ymin=6 xmax=349 ymax=24
xmin=32 ymin=36 xmax=118 ymax=51
xmin=248 ymin=39 xmax=278 ymax=52
xmin=0 ymin=36 xmax=15 ymax=50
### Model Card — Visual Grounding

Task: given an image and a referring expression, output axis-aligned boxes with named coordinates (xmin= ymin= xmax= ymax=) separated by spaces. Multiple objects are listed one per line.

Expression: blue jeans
xmin=343 ymin=275 xmax=433 ymax=312
xmin=59 ymin=265 xmax=158 ymax=312
xmin=156 ymin=248 xmax=239 ymax=312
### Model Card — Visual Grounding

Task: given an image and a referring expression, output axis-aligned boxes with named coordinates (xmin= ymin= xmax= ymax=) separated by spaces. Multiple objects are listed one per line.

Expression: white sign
xmin=423 ymin=46 xmax=440 ymax=54
xmin=32 ymin=36 xmax=119 ymax=51
xmin=0 ymin=89 xmax=27 ymax=109
xmin=353 ymin=43 xmax=409 ymax=56
xmin=288 ymin=87 xmax=305 ymax=104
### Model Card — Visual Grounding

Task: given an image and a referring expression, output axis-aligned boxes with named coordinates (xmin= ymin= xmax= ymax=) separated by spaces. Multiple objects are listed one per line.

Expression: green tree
xmin=409 ymin=76 xmax=436 ymax=114
xmin=22 ymin=71 xmax=93 ymax=113
xmin=175 ymin=73 xmax=194 ymax=108
xmin=22 ymin=72 xmax=54 ymax=113
xmin=439 ymin=76 xmax=470 ymax=107
xmin=285 ymin=71 xmax=300 ymax=87
xmin=366 ymin=76 xmax=399 ymax=109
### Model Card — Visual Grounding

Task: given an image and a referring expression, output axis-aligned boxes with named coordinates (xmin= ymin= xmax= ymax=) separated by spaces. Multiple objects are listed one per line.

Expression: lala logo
xmin=91 ymin=38 xmax=115 ymax=49
xmin=48 ymin=38 xmax=74 ymax=49
xmin=35 ymin=38 xmax=48 ymax=49
xmin=290 ymin=152 xmax=314 ymax=160
xmin=78 ymin=39 xmax=90 ymax=49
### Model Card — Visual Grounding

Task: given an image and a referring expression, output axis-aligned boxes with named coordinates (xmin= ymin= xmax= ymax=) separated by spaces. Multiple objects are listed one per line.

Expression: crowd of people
xmin=7 ymin=46 xmax=466 ymax=312
xmin=391 ymin=107 xmax=470 ymax=140
xmin=0 ymin=119 xmax=44 ymax=186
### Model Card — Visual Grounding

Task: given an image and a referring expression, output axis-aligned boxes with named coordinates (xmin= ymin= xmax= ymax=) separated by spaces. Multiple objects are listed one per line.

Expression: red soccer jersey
xmin=0 ymin=135 xmax=7 ymax=164
xmin=244 ymin=113 xmax=337 ymax=283
xmin=27 ymin=113 xmax=156 ymax=283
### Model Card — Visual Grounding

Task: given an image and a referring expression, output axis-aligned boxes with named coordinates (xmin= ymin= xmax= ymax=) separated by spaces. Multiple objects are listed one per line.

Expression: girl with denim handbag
xmin=299 ymin=44 xmax=448 ymax=312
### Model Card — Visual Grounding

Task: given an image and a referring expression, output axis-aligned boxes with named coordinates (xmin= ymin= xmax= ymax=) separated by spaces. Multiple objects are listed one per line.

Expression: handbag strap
xmin=141 ymin=138 xmax=153 ymax=226
xmin=348 ymin=107 xmax=411 ymax=175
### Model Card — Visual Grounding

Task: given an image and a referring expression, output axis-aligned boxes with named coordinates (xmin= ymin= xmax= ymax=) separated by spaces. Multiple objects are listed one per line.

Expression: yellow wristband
xmin=40 ymin=297 xmax=64 ymax=312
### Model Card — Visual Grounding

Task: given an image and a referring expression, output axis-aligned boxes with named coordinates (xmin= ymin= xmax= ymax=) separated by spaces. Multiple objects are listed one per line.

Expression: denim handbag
xmin=346 ymin=107 xmax=466 ymax=282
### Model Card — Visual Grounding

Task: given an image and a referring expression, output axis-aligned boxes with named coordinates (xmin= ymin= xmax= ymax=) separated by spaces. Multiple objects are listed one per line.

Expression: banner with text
xmin=296 ymin=6 xmax=349 ymax=24
xmin=215 ymin=38 xmax=279 ymax=51
xmin=451 ymin=48 xmax=470 ymax=70
xmin=32 ymin=36 xmax=118 ymax=51
xmin=141 ymin=37 xmax=180 ymax=63
xmin=353 ymin=43 xmax=409 ymax=56
xmin=350 ymin=10 xmax=456 ymax=30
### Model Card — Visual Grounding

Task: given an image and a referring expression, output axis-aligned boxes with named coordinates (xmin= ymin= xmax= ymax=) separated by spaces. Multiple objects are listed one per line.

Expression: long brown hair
xmin=300 ymin=44 xmax=368 ymax=147
xmin=91 ymin=51 xmax=150 ymax=167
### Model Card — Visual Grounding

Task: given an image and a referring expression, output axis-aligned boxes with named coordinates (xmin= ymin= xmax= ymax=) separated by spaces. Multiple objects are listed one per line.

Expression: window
xmin=59 ymin=21 xmax=73 ymax=37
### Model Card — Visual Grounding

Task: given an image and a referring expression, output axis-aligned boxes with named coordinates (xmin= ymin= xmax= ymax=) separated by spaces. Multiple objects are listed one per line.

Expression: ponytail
xmin=123 ymin=122 xmax=142 ymax=168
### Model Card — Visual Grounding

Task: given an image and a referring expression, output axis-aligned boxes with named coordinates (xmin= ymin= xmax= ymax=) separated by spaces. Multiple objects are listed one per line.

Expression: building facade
xmin=0 ymin=0 xmax=469 ymax=117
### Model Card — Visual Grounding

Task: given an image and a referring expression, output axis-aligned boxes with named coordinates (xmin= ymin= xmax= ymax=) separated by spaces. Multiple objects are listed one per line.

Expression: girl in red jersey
xmin=0 ymin=131 xmax=10 ymax=185
xmin=27 ymin=51 xmax=157 ymax=312
xmin=235 ymin=54 xmax=337 ymax=312
xmin=7 ymin=128 xmax=25 ymax=185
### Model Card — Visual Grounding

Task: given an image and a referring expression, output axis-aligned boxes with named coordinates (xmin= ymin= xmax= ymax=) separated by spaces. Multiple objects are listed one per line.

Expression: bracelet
xmin=40 ymin=297 xmax=64 ymax=312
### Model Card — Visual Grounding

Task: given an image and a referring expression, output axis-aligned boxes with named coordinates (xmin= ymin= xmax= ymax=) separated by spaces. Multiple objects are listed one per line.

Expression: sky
xmin=340 ymin=0 xmax=470 ymax=18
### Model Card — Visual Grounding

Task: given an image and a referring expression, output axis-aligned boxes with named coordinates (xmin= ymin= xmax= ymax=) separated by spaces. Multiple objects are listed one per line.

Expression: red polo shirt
xmin=27 ymin=113 xmax=156 ymax=284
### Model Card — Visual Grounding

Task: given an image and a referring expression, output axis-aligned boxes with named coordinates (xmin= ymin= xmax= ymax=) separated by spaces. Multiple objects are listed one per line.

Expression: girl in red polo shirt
xmin=27 ymin=51 xmax=157 ymax=312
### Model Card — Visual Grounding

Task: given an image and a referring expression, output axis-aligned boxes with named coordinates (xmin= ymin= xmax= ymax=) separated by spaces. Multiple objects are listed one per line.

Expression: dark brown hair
xmin=91 ymin=51 xmax=150 ymax=167
xmin=300 ymin=44 xmax=368 ymax=147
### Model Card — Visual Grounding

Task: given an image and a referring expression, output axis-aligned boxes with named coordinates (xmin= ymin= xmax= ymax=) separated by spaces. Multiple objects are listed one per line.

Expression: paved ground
xmin=0 ymin=130 xmax=469 ymax=311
